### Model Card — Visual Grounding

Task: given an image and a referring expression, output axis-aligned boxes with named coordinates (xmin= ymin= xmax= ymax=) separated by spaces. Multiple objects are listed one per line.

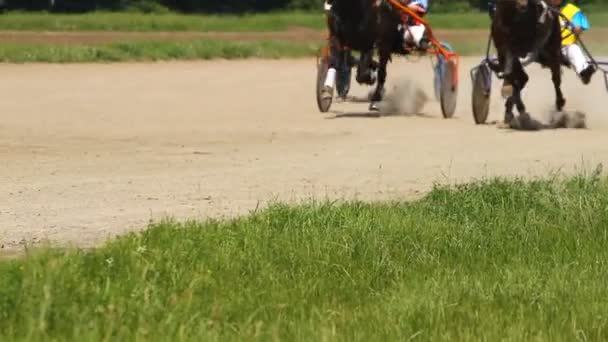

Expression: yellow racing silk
xmin=560 ymin=3 xmax=581 ymax=45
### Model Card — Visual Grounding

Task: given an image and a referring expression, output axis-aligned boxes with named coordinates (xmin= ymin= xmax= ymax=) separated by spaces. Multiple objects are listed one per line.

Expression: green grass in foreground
xmin=1 ymin=173 xmax=608 ymax=340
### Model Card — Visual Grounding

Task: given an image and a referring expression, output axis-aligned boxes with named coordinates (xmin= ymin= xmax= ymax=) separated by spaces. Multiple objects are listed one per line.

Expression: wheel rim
xmin=472 ymin=65 xmax=491 ymax=124
xmin=316 ymin=56 xmax=333 ymax=112
xmin=440 ymin=59 xmax=458 ymax=118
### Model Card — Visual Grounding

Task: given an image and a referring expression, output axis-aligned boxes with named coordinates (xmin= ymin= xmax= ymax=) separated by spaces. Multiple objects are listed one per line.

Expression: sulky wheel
xmin=439 ymin=58 xmax=458 ymax=119
xmin=316 ymin=55 xmax=333 ymax=113
xmin=434 ymin=42 xmax=458 ymax=118
xmin=471 ymin=62 xmax=492 ymax=124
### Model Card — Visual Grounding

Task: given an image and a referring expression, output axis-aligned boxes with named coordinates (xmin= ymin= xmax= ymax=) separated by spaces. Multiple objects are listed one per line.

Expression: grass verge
xmin=1 ymin=39 xmax=606 ymax=63
xmin=0 ymin=8 xmax=608 ymax=32
xmin=0 ymin=40 xmax=323 ymax=63
xmin=1 ymin=173 xmax=608 ymax=340
xmin=0 ymin=11 xmax=326 ymax=32
xmin=1 ymin=10 xmax=607 ymax=32
xmin=0 ymin=11 xmax=482 ymax=31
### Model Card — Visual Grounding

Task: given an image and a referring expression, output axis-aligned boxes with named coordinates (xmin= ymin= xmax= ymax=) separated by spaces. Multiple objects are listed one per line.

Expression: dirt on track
xmin=1 ymin=57 xmax=608 ymax=253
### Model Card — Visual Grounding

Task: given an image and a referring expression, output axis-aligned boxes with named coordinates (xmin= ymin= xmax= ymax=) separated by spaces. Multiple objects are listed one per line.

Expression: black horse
xmin=321 ymin=0 xmax=408 ymax=111
xmin=490 ymin=0 xmax=565 ymax=124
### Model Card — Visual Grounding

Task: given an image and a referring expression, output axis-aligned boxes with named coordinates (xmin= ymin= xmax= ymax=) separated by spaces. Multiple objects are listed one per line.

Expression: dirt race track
xmin=1 ymin=56 xmax=608 ymax=253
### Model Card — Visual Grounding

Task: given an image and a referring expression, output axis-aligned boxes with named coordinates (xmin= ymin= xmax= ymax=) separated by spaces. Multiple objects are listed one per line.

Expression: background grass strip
xmin=0 ymin=40 xmax=323 ymax=63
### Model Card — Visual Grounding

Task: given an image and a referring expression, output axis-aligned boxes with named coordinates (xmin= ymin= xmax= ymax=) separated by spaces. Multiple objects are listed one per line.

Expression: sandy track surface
xmin=1 ymin=57 xmax=607 ymax=253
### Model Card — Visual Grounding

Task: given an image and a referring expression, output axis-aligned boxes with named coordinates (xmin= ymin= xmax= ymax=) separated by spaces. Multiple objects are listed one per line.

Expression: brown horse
xmin=321 ymin=0 xmax=405 ymax=111
xmin=491 ymin=0 xmax=565 ymax=124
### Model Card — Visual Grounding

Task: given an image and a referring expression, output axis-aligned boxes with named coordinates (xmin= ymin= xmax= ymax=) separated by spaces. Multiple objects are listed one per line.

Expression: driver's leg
xmin=563 ymin=43 xmax=596 ymax=84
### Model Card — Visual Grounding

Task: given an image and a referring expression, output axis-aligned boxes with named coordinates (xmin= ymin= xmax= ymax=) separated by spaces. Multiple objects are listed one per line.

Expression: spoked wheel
xmin=471 ymin=62 xmax=492 ymax=124
xmin=316 ymin=55 xmax=333 ymax=113
xmin=439 ymin=59 xmax=458 ymax=118
xmin=434 ymin=58 xmax=442 ymax=102
xmin=434 ymin=42 xmax=458 ymax=118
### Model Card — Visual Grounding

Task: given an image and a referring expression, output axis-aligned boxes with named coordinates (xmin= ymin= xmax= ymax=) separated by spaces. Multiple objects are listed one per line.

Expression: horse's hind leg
xmin=551 ymin=64 xmax=566 ymax=111
xmin=369 ymin=48 xmax=390 ymax=111
xmin=321 ymin=36 xmax=341 ymax=99
xmin=513 ymin=61 xmax=529 ymax=115
xmin=504 ymin=97 xmax=516 ymax=124
xmin=504 ymin=60 xmax=528 ymax=124
xmin=356 ymin=50 xmax=376 ymax=85
xmin=501 ymin=50 xmax=515 ymax=98
xmin=510 ymin=63 xmax=547 ymax=130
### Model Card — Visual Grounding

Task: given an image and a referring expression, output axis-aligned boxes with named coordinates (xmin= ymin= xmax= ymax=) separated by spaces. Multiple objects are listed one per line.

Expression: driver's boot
xmin=580 ymin=64 xmax=597 ymax=85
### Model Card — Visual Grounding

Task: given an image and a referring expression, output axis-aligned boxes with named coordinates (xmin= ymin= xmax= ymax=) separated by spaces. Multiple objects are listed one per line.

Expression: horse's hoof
xmin=321 ymin=86 xmax=333 ymax=100
xmin=517 ymin=112 xmax=543 ymax=131
xmin=496 ymin=122 xmax=510 ymax=129
xmin=367 ymin=89 xmax=385 ymax=102
xmin=501 ymin=84 xmax=513 ymax=99
xmin=557 ymin=98 xmax=566 ymax=111
xmin=370 ymin=70 xmax=378 ymax=84
xmin=368 ymin=89 xmax=386 ymax=102
xmin=369 ymin=102 xmax=380 ymax=112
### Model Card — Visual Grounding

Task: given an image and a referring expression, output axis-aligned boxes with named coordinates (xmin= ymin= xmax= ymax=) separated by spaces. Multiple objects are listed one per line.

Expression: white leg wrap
xmin=404 ymin=25 xmax=426 ymax=46
xmin=324 ymin=68 xmax=336 ymax=88
xmin=562 ymin=44 xmax=588 ymax=74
